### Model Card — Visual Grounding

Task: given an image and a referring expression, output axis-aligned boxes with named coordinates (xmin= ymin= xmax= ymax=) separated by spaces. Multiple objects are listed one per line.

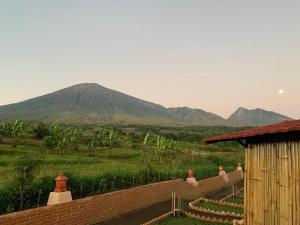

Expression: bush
xmin=15 ymin=156 xmax=43 ymax=185
xmin=43 ymin=135 xmax=56 ymax=150
xmin=0 ymin=187 xmax=11 ymax=214
xmin=32 ymin=123 xmax=49 ymax=140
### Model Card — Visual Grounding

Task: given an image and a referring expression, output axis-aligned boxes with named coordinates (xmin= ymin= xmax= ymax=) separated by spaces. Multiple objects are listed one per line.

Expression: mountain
xmin=0 ymin=83 xmax=225 ymax=126
xmin=227 ymin=107 xmax=293 ymax=126
xmin=0 ymin=83 xmax=293 ymax=126
xmin=168 ymin=107 xmax=227 ymax=126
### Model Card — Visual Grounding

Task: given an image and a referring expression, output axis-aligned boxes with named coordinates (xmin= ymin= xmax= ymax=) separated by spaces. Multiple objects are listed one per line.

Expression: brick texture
xmin=0 ymin=171 xmax=242 ymax=225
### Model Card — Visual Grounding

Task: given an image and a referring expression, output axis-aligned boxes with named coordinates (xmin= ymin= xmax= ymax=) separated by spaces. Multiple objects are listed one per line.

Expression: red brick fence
xmin=0 ymin=171 xmax=243 ymax=225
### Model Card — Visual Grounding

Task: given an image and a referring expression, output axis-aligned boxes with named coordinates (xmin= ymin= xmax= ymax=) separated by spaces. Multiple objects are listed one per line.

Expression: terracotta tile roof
xmin=205 ymin=120 xmax=300 ymax=144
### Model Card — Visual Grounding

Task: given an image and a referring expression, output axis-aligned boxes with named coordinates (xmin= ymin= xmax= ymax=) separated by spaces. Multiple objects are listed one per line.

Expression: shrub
xmin=32 ymin=123 xmax=49 ymax=140
xmin=15 ymin=156 xmax=43 ymax=185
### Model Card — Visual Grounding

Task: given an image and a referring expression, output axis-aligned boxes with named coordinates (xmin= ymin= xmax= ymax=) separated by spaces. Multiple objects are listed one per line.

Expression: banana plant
xmin=155 ymin=136 xmax=166 ymax=164
xmin=109 ymin=129 xmax=114 ymax=146
xmin=89 ymin=129 xmax=104 ymax=147
xmin=143 ymin=131 xmax=151 ymax=146
xmin=51 ymin=125 xmax=63 ymax=150
xmin=88 ymin=134 xmax=98 ymax=156
xmin=108 ymin=129 xmax=114 ymax=156
xmin=70 ymin=128 xmax=83 ymax=151
xmin=11 ymin=120 xmax=24 ymax=148
xmin=140 ymin=131 xmax=151 ymax=163
xmin=0 ymin=122 xmax=9 ymax=144
xmin=43 ymin=125 xmax=68 ymax=154
xmin=168 ymin=139 xmax=174 ymax=149
xmin=168 ymin=139 xmax=179 ymax=162
xmin=107 ymin=129 xmax=119 ymax=156
xmin=57 ymin=127 xmax=73 ymax=155
xmin=57 ymin=135 xmax=68 ymax=155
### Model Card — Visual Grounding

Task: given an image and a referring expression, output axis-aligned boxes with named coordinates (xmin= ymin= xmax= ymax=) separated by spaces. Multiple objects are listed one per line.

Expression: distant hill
xmin=168 ymin=107 xmax=227 ymax=126
xmin=227 ymin=107 xmax=293 ymax=126
xmin=0 ymin=83 xmax=293 ymax=126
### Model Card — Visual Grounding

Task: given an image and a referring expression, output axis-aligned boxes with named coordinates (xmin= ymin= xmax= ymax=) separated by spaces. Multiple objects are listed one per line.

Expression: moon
xmin=278 ymin=89 xmax=285 ymax=94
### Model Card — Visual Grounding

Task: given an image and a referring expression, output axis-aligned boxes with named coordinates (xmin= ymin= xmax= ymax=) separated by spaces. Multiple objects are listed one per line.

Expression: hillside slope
xmin=227 ymin=107 xmax=293 ymax=126
xmin=0 ymin=83 xmax=293 ymax=126
xmin=0 ymin=83 xmax=226 ymax=126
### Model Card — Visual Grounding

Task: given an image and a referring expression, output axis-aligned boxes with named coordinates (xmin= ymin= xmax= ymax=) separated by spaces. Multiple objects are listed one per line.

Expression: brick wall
xmin=0 ymin=171 xmax=243 ymax=225
xmin=179 ymin=170 xmax=243 ymax=200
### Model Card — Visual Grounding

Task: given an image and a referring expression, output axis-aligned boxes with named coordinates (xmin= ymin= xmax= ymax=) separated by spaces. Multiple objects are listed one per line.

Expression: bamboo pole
xmin=244 ymin=140 xmax=300 ymax=225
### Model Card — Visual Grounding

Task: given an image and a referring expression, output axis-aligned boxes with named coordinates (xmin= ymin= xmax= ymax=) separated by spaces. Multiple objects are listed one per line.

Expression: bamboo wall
xmin=245 ymin=140 xmax=300 ymax=225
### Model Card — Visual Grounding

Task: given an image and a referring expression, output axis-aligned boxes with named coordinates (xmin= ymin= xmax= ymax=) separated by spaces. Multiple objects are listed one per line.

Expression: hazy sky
xmin=0 ymin=0 xmax=299 ymax=119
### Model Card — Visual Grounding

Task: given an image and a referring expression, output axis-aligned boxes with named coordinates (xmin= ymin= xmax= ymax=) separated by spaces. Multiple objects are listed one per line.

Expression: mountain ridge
xmin=228 ymin=107 xmax=292 ymax=126
xmin=0 ymin=83 xmax=293 ymax=127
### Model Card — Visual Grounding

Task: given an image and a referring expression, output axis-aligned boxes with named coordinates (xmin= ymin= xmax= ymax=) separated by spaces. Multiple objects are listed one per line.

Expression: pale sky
xmin=0 ymin=0 xmax=299 ymax=119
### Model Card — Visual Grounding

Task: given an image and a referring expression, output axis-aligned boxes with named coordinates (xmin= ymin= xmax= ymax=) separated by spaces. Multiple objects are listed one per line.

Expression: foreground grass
xmin=198 ymin=202 xmax=244 ymax=215
xmin=157 ymin=216 xmax=230 ymax=225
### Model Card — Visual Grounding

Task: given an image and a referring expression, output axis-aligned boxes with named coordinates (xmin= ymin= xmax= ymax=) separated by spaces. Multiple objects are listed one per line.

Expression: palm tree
xmin=11 ymin=120 xmax=24 ymax=148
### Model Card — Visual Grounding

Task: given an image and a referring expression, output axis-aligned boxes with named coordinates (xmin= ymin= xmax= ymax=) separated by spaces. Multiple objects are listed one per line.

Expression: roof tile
xmin=205 ymin=120 xmax=300 ymax=144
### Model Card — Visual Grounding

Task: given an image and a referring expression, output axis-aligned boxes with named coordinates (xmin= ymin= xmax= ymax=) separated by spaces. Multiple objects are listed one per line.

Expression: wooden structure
xmin=206 ymin=120 xmax=300 ymax=225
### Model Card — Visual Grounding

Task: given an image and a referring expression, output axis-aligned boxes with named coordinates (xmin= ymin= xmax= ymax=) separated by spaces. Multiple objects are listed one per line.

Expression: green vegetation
xmin=0 ymin=120 xmax=244 ymax=214
xmin=157 ymin=216 xmax=231 ymax=225
xmin=198 ymin=201 xmax=244 ymax=215
xmin=225 ymin=196 xmax=244 ymax=204
xmin=0 ymin=120 xmax=24 ymax=147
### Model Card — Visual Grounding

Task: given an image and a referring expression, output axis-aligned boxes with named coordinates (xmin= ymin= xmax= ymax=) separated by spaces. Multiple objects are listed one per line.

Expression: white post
xmin=172 ymin=192 xmax=176 ymax=216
